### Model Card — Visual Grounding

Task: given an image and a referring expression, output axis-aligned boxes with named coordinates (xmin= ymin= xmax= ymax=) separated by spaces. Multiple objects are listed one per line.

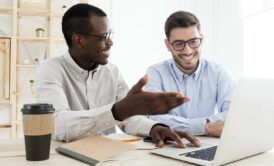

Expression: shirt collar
xmin=171 ymin=59 xmax=202 ymax=83
xmin=64 ymin=51 xmax=100 ymax=76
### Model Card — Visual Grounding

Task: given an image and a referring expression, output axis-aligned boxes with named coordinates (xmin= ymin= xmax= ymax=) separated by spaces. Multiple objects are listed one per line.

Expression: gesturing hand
xmin=112 ymin=75 xmax=190 ymax=121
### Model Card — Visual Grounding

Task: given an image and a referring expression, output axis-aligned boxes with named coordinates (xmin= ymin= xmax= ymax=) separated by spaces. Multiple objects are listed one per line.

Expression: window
xmin=242 ymin=0 xmax=274 ymax=78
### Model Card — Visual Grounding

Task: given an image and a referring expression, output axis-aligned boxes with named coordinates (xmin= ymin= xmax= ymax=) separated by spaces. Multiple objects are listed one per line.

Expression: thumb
xmin=130 ymin=75 xmax=148 ymax=93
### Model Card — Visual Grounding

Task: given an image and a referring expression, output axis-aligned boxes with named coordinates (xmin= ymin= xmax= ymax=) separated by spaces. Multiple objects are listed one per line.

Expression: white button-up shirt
xmin=35 ymin=52 xmax=156 ymax=142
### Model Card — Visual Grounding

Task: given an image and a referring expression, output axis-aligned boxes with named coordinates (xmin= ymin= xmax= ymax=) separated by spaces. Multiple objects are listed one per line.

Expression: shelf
xmin=15 ymin=93 xmax=35 ymax=97
xmin=52 ymin=37 xmax=65 ymax=42
xmin=0 ymin=6 xmax=13 ymax=14
xmin=15 ymin=120 xmax=22 ymax=125
xmin=0 ymin=47 xmax=8 ymax=51
xmin=18 ymin=8 xmax=49 ymax=16
xmin=17 ymin=36 xmax=49 ymax=42
xmin=0 ymin=124 xmax=11 ymax=128
xmin=52 ymin=11 xmax=64 ymax=17
xmin=16 ymin=64 xmax=37 ymax=68
xmin=17 ymin=9 xmax=64 ymax=17
xmin=0 ymin=99 xmax=10 ymax=104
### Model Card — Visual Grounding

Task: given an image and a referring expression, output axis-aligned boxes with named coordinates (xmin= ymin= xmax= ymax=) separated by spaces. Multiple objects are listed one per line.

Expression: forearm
xmin=118 ymin=115 xmax=157 ymax=136
xmin=53 ymin=103 xmax=117 ymax=142
xmin=208 ymin=111 xmax=228 ymax=122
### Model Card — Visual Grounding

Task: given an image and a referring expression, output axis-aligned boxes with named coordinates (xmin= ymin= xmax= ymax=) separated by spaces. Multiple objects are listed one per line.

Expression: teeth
xmin=182 ymin=54 xmax=194 ymax=60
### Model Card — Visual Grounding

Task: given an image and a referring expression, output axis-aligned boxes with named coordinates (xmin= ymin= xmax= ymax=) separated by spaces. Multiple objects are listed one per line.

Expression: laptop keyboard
xmin=181 ymin=146 xmax=218 ymax=161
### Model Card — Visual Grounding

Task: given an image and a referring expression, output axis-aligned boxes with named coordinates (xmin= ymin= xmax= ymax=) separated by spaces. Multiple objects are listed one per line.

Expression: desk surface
xmin=0 ymin=137 xmax=274 ymax=166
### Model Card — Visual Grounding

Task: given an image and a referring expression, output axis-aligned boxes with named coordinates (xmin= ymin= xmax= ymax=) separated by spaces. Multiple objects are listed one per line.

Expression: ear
xmin=71 ymin=34 xmax=84 ymax=49
xmin=165 ymin=39 xmax=172 ymax=52
xmin=200 ymin=33 xmax=204 ymax=44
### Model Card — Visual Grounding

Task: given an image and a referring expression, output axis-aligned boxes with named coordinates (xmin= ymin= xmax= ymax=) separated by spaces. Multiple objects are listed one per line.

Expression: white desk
xmin=0 ymin=137 xmax=273 ymax=166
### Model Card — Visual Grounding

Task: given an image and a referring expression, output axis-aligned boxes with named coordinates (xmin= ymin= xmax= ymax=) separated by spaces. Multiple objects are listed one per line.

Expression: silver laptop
xmin=151 ymin=78 xmax=274 ymax=166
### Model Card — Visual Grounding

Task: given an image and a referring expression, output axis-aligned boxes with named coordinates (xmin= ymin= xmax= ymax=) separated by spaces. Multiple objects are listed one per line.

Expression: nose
xmin=106 ymin=38 xmax=113 ymax=47
xmin=182 ymin=43 xmax=192 ymax=54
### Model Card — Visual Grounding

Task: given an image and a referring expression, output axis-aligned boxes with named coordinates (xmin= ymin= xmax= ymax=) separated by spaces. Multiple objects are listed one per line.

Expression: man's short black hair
xmin=164 ymin=11 xmax=200 ymax=39
xmin=62 ymin=3 xmax=107 ymax=47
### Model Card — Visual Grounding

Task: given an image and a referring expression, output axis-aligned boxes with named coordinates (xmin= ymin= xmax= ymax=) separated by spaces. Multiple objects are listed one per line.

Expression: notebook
xmin=55 ymin=135 xmax=136 ymax=165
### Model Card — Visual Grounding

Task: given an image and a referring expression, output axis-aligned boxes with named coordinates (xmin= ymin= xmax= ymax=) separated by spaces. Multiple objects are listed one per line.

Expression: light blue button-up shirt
xmin=145 ymin=58 xmax=235 ymax=135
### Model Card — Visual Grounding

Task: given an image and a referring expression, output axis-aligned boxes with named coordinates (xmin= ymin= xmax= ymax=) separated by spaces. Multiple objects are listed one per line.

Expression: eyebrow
xmin=171 ymin=37 xmax=200 ymax=43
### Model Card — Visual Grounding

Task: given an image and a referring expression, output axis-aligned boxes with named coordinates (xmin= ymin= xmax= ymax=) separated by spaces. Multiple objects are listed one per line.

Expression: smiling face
xmin=165 ymin=26 xmax=203 ymax=75
xmin=81 ymin=15 xmax=112 ymax=65
xmin=70 ymin=15 xmax=112 ymax=69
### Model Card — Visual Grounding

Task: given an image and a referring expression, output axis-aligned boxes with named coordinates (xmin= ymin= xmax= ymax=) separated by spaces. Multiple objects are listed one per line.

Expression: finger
xmin=145 ymin=92 xmax=184 ymax=103
xmin=164 ymin=98 xmax=185 ymax=111
xmin=177 ymin=131 xmax=201 ymax=147
xmin=165 ymin=96 xmax=190 ymax=109
xmin=162 ymin=92 xmax=183 ymax=98
xmin=167 ymin=131 xmax=186 ymax=148
xmin=144 ymin=92 xmax=187 ymax=114
xmin=130 ymin=75 xmax=148 ymax=93
xmin=150 ymin=99 xmax=185 ymax=114
xmin=152 ymin=133 xmax=164 ymax=148
xmin=183 ymin=96 xmax=190 ymax=102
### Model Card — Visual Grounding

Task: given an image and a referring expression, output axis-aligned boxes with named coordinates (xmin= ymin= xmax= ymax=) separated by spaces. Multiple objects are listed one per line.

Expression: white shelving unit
xmin=0 ymin=0 xmax=79 ymax=138
xmin=0 ymin=37 xmax=11 ymax=137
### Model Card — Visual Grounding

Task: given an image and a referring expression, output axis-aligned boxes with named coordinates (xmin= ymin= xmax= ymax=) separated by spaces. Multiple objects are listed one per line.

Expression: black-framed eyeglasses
xmin=77 ymin=29 xmax=113 ymax=44
xmin=170 ymin=38 xmax=202 ymax=51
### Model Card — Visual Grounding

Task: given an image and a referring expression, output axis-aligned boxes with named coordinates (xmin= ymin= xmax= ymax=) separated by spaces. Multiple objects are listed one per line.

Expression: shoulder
xmin=201 ymin=58 xmax=226 ymax=74
xmin=200 ymin=59 xmax=233 ymax=81
xmin=37 ymin=55 xmax=63 ymax=71
xmin=36 ymin=55 xmax=64 ymax=80
xmin=101 ymin=63 xmax=119 ymax=72
xmin=99 ymin=63 xmax=120 ymax=77
xmin=147 ymin=59 xmax=173 ymax=73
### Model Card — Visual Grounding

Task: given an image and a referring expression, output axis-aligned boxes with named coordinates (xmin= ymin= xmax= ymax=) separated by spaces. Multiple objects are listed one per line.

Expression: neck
xmin=69 ymin=49 xmax=97 ymax=71
xmin=175 ymin=60 xmax=199 ymax=76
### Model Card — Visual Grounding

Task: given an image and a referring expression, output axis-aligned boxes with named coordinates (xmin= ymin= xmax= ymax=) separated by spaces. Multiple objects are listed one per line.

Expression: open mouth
xmin=181 ymin=53 xmax=195 ymax=61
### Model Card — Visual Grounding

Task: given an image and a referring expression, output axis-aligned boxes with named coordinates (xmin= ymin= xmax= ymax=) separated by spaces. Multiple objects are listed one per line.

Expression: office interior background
xmin=0 ymin=0 xmax=273 ymax=138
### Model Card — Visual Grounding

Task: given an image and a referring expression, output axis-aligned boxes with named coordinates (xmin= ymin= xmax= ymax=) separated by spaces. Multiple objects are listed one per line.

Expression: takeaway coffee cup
xmin=21 ymin=103 xmax=54 ymax=161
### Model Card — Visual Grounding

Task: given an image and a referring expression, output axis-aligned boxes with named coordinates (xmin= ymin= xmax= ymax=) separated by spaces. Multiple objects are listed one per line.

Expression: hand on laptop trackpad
xmin=185 ymin=143 xmax=196 ymax=147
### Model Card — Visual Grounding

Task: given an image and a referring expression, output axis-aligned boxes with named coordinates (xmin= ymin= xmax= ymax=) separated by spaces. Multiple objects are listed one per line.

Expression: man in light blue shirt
xmin=145 ymin=11 xmax=235 ymax=137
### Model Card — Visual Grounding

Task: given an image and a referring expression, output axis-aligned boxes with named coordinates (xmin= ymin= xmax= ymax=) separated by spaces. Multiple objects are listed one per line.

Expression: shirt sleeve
xmin=35 ymin=62 xmax=118 ymax=142
xmin=145 ymin=67 xmax=163 ymax=92
xmin=208 ymin=67 xmax=235 ymax=122
xmin=35 ymin=62 xmax=157 ymax=142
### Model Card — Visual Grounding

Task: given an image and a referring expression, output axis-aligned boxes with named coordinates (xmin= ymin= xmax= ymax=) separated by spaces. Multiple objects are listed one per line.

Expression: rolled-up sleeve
xmin=35 ymin=60 xmax=157 ymax=142
xmin=35 ymin=62 xmax=118 ymax=142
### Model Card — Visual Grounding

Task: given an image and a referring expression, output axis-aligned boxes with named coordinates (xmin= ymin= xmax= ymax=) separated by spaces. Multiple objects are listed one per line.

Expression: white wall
xmin=242 ymin=0 xmax=274 ymax=78
xmin=109 ymin=0 xmax=243 ymax=87
xmin=0 ymin=0 xmax=243 ymax=88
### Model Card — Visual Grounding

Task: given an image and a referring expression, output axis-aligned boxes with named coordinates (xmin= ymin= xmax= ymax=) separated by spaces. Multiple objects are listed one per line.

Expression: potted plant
xmin=62 ymin=5 xmax=67 ymax=11
xmin=35 ymin=28 xmax=45 ymax=38
xmin=29 ymin=79 xmax=35 ymax=93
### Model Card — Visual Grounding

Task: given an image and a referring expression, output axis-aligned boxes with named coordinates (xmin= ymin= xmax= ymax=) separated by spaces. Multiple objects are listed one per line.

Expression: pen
xmin=122 ymin=138 xmax=142 ymax=142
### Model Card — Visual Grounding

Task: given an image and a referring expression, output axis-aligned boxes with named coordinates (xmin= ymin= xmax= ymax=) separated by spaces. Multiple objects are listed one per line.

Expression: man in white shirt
xmin=35 ymin=4 xmax=200 ymax=148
